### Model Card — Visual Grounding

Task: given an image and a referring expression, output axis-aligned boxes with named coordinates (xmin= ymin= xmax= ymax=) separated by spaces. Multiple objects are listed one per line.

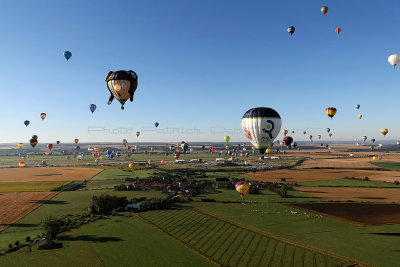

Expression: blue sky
xmin=0 ymin=0 xmax=399 ymax=144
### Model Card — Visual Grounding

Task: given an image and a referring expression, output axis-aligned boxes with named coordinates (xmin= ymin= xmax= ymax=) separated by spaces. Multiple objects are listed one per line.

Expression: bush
xmin=41 ymin=216 xmax=65 ymax=239
xmin=14 ymin=241 xmax=20 ymax=247
xmin=281 ymin=178 xmax=286 ymax=182
xmin=201 ymin=198 xmax=216 ymax=202
xmin=395 ymin=181 xmax=400 ymax=185
xmin=91 ymin=194 xmax=128 ymax=214
xmin=8 ymin=244 xmax=12 ymax=249
xmin=26 ymin=236 xmax=31 ymax=242
xmin=364 ymin=176 xmax=370 ymax=181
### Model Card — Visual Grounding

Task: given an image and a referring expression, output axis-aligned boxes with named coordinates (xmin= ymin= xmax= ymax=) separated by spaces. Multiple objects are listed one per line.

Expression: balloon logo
xmin=235 ymin=181 xmax=250 ymax=198
xmin=242 ymin=107 xmax=281 ymax=154
xmin=63 ymin=51 xmax=72 ymax=61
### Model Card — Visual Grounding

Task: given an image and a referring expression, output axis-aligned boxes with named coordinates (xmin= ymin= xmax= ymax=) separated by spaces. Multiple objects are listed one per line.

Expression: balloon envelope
xmin=63 ymin=51 xmax=72 ymax=61
xmin=40 ymin=113 xmax=46 ymax=120
xmin=89 ymin=104 xmax=97 ymax=114
xmin=155 ymin=122 xmax=159 ymax=127
xmin=388 ymin=54 xmax=400 ymax=68
xmin=381 ymin=128 xmax=388 ymax=136
xmin=24 ymin=120 xmax=30 ymax=127
xmin=224 ymin=136 xmax=230 ymax=143
xmin=235 ymin=181 xmax=250 ymax=198
xmin=287 ymin=26 xmax=295 ymax=35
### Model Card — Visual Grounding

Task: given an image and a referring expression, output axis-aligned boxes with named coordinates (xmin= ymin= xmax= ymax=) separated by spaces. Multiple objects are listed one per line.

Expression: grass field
xmin=297 ymin=178 xmax=400 ymax=187
xmin=370 ymin=161 xmax=400 ymax=171
xmin=1 ymin=216 xmax=213 ymax=267
xmin=138 ymin=206 xmax=351 ymax=267
xmin=0 ymin=181 xmax=70 ymax=192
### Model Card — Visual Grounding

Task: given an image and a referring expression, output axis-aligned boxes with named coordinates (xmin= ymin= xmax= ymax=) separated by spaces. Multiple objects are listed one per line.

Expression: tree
xmin=41 ymin=216 xmax=64 ymax=239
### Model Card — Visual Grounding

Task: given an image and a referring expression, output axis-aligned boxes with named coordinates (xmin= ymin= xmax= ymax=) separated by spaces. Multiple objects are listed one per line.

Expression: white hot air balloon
xmin=388 ymin=54 xmax=400 ymax=68
xmin=241 ymin=107 xmax=281 ymax=154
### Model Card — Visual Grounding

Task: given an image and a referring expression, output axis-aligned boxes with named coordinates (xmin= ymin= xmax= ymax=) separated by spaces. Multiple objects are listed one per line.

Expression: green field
xmin=297 ymin=178 xmax=400 ymax=187
xmin=0 ymin=181 xmax=70 ymax=192
xmin=1 ymin=216 xmax=213 ymax=267
xmin=370 ymin=161 xmax=400 ymax=171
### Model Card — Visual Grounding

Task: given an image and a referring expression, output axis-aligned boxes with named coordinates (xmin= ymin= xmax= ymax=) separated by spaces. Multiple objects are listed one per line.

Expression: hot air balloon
xmin=287 ymin=26 xmax=295 ymax=35
xmin=371 ymin=138 xmax=375 ymax=143
xmin=335 ymin=28 xmax=341 ymax=34
xmin=282 ymin=129 xmax=288 ymax=136
xmin=174 ymin=153 xmax=180 ymax=159
xmin=349 ymin=153 xmax=354 ymax=158
xmin=321 ymin=6 xmax=328 ymax=15
xmin=266 ymin=148 xmax=271 ymax=154
xmin=18 ymin=143 xmax=23 ymax=149
xmin=235 ymin=181 xmax=250 ymax=198
xmin=19 ymin=162 xmax=25 ymax=168
xmin=355 ymin=104 xmax=360 ymax=109
xmin=224 ymin=136 xmax=230 ymax=143
xmin=94 ymin=148 xmax=100 ymax=152
xmin=397 ymin=141 xmax=400 ymax=145
xmin=317 ymin=135 xmax=321 ymax=140
xmin=325 ymin=107 xmax=337 ymax=119
xmin=45 ymin=152 xmax=50 ymax=156
xmin=388 ymin=54 xmax=400 ymax=68
xmin=309 ymin=135 xmax=313 ymax=142
xmin=56 ymin=141 xmax=60 ymax=145
xmin=155 ymin=122 xmax=159 ymax=127
xmin=326 ymin=128 xmax=330 ymax=133
xmin=303 ymin=131 xmax=306 ymax=135
xmin=24 ymin=120 xmax=30 ymax=127
xmin=136 ymin=131 xmax=140 ymax=137
xmin=161 ymin=159 xmax=166 ymax=165
xmin=129 ymin=163 xmax=136 ymax=171
xmin=372 ymin=156 xmax=377 ymax=161
xmin=241 ymin=107 xmax=281 ymax=154
xmin=42 ymin=160 xmax=47 ymax=165
xmin=357 ymin=114 xmax=362 ymax=119
xmin=74 ymin=139 xmax=79 ymax=144
xmin=89 ymin=104 xmax=97 ymax=114
xmin=362 ymin=136 xmax=367 ymax=142
xmin=30 ymin=135 xmax=38 ymax=148
xmin=122 ymin=139 xmax=128 ymax=146
xmin=381 ymin=128 xmax=388 ymax=136
xmin=148 ymin=160 xmax=154 ymax=165
xmin=76 ymin=146 xmax=80 ymax=151
xmin=106 ymin=70 xmax=138 ymax=110
xmin=283 ymin=136 xmax=293 ymax=147
xmin=40 ymin=113 xmax=46 ymax=120
xmin=47 ymin=144 xmax=53 ymax=150
xmin=181 ymin=141 xmax=189 ymax=152
xmin=329 ymin=133 xmax=332 ymax=137
xmin=63 ymin=51 xmax=72 ymax=61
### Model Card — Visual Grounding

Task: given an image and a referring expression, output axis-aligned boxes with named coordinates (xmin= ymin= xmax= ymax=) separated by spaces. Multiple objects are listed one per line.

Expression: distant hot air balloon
xmin=397 ymin=141 xmax=400 ymax=145
xmin=47 ymin=144 xmax=53 ymax=150
xmin=329 ymin=133 xmax=332 ymax=137
xmin=388 ymin=54 xmax=400 ymax=68
xmin=40 ymin=113 xmax=46 ymax=120
xmin=106 ymin=70 xmax=138 ymax=110
xmin=136 ymin=131 xmax=140 ymax=137
xmin=63 ymin=51 xmax=72 ymax=61
xmin=283 ymin=136 xmax=293 ymax=146
xmin=161 ymin=159 xmax=166 ymax=165
xmin=266 ymin=148 xmax=271 ymax=154
xmin=89 ymin=104 xmax=97 ymax=114
xmin=326 ymin=128 xmax=330 ymax=133
xmin=357 ymin=114 xmax=362 ymax=119
xmin=42 ymin=160 xmax=47 ymax=165
xmin=282 ymin=129 xmax=288 ymax=136
xmin=129 ymin=163 xmax=136 ymax=171
xmin=74 ymin=139 xmax=79 ymax=144
xmin=175 ymin=153 xmax=180 ymax=159
xmin=122 ymin=139 xmax=128 ymax=146
xmin=362 ymin=136 xmax=367 ymax=142
xmin=321 ymin=6 xmax=328 ymax=15
xmin=155 ymin=122 xmax=159 ymax=127
xmin=241 ymin=107 xmax=281 ymax=154
xmin=371 ymin=138 xmax=375 ymax=143
xmin=355 ymin=104 xmax=360 ymax=109
xmin=19 ymin=162 xmax=25 ymax=168
xmin=45 ymin=152 xmax=50 ymax=156
xmin=18 ymin=143 xmax=23 ymax=149
xmin=317 ymin=135 xmax=321 ymax=140
xmin=309 ymin=135 xmax=313 ymax=142
xmin=76 ymin=146 xmax=80 ymax=151
xmin=381 ymin=128 xmax=388 ymax=136
xmin=235 ymin=181 xmax=250 ymax=198
xmin=56 ymin=141 xmax=60 ymax=145
xmin=325 ymin=107 xmax=337 ymax=119
xmin=303 ymin=131 xmax=306 ymax=135
xmin=224 ymin=136 xmax=230 ymax=143
xmin=148 ymin=160 xmax=154 ymax=165
xmin=287 ymin=26 xmax=295 ymax=35
xmin=335 ymin=28 xmax=341 ymax=34
xmin=349 ymin=153 xmax=354 ymax=158
xmin=30 ymin=135 xmax=38 ymax=148
xmin=24 ymin=120 xmax=30 ymax=127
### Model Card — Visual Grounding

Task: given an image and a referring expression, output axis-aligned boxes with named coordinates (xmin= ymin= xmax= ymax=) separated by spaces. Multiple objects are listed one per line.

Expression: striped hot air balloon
xmin=325 ymin=107 xmax=337 ymax=119
xmin=335 ymin=28 xmax=341 ymax=34
xmin=381 ymin=128 xmax=389 ymax=136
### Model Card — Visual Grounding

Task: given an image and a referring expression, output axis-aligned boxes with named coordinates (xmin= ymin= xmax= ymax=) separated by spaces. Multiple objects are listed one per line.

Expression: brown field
xmin=287 ymin=202 xmax=400 ymax=225
xmin=0 ymin=192 xmax=58 ymax=231
xmin=0 ymin=167 xmax=103 ymax=183
xmin=245 ymin=168 xmax=400 ymax=182
xmin=296 ymin=187 xmax=400 ymax=203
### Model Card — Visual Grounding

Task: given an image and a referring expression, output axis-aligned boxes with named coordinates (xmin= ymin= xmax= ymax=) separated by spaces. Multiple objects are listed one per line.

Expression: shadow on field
xmin=29 ymin=200 xmax=67 ymax=204
xmin=369 ymin=233 xmax=400 ymax=237
xmin=356 ymin=197 xmax=387 ymax=200
xmin=34 ymin=174 xmax=62 ymax=176
xmin=60 ymin=235 xmax=123 ymax=242
xmin=0 ymin=223 xmax=37 ymax=227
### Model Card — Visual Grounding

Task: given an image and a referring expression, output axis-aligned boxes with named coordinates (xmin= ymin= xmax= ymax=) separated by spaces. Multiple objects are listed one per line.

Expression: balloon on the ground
xmin=19 ymin=162 xmax=25 ymax=168
xmin=24 ymin=120 xmax=30 ymax=127
xmin=325 ymin=107 xmax=337 ymax=119
xmin=89 ymin=104 xmax=97 ymax=114
xmin=287 ymin=26 xmax=295 ymax=35
xmin=241 ymin=107 xmax=281 ymax=154
xmin=63 ymin=51 xmax=72 ymax=61
xmin=388 ymin=54 xmax=400 ymax=68
xmin=129 ymin=163 xmax=136 ymax=171
xmin=40 ymin=113 xmax=46 ymax=120
xmin=235 ymin=181 xmax=250 ymax=198
xmin=106 ymin=70 xmax=138 ymax=110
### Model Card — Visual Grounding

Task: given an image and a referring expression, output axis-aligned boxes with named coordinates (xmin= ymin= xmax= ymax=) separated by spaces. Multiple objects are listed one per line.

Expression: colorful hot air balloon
xmin=89 ymin=104 xmax=97 ymax=114
xmin=155 ymin=122 xmax=159 ymax=127
xmin=357 ymin=114 xmax=362 ymax=119
xmin=24 ymin=120 xmax=30 ymax=127
xmin=235 ymin=181 xmax=250 ymax=198
xmin=42 ymin=160 xmax=47 ymax=165
xmin=381 ymin=128 xmax=388 ymax=136
xmin=282 ymin=129 xmax=288 ymax=136
xmin=388 ymin=54 xmax=400 ymax=68
xmin=283 ymin=136 xmax=293 ymax=146
xmin=355 ymin=104 xmax=360 ymax=109
xmin=161 ymin=159 xmax=166 ymax=165
xmin=47 ymin=144 xmax=53 ymax=150
xmin=335 ymin=28 xmax=341 ymax=34
xmin=18 ymin=143 xmax=23 ymax=149
xmin=329 ymin=133 xmax=332 ymax=137
xmin=74 ymin=139 xmax=79 ymax=144
xmin=266 ymin=148 xmax=271 ymax=154
xmin=148 ymin=160 xmax=154 ymax=165
xmin=136 ymin=131 xmax=140 ymax=137
xmin=325 ymin=107 xmax=337 ymax=119
xmin=45 ymin=152 xmax=50 ymax=156
xmin=287 ymin=26 xmax=295 ymax=35
xmin=106 ymin=70 xmax=138 ymax=110
xmin=30 ymin=135 xmax=38 ymax=148
xmin=63 ymin=51 xmax=72 ymax=61
xmin=321 ymin=6 xmax=328 ymax=15
xmin=349 ymin=153 xmax=355 ymax=158
xmin=19 ymin=162 xmax=25 ymax=168
xmin=224 ymin=136 xmax=230 ymax=143
xmin=362 ymin=136 xmax=367 ymax=142
xmin=241 ymin=107 xmax=281 ymax=154
xmin=129 ymin=163 xmax=136 ymax=171
xmin=40 ymin=113 xmax=46 ymax=120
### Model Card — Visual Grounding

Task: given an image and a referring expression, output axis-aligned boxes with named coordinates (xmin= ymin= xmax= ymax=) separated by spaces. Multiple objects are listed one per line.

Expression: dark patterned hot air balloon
xmin=287 ymin=26 xmax=295 ymax=36
xmin=106 ymin=70 xmax=138 ymax=110
xmin=283 ymin=136 xmax=293 ymax=147
xmin=325 ymin=107 xmax=337 ymax=119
